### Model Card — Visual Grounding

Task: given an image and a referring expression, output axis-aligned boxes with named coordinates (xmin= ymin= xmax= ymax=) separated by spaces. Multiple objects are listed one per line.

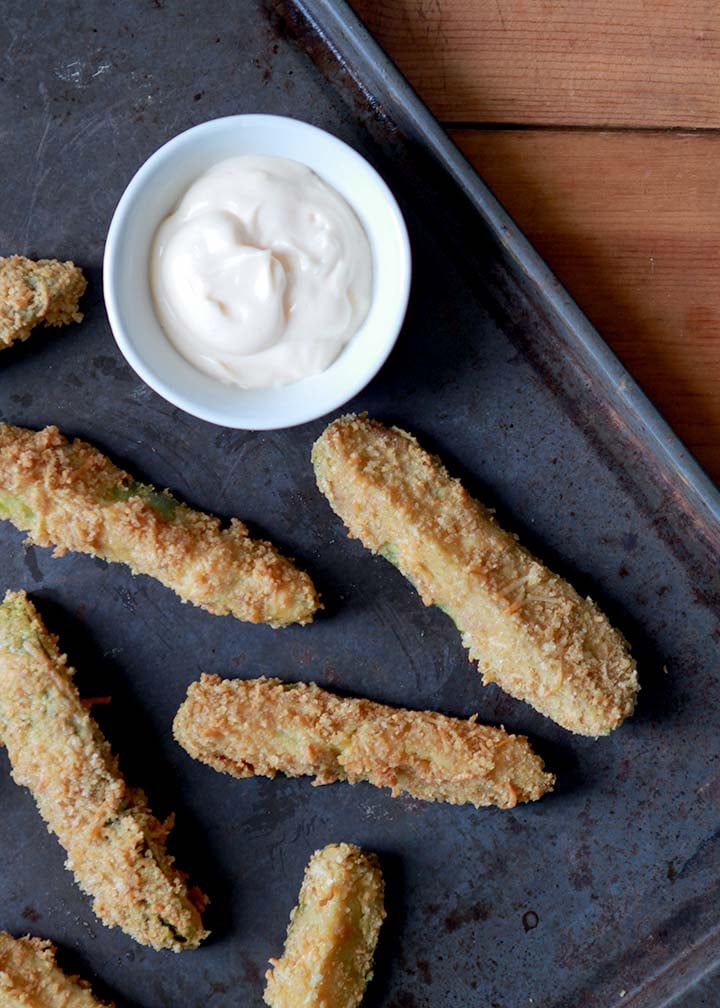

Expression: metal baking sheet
xmin=1 ymin=2 xmax=718 ymax=1006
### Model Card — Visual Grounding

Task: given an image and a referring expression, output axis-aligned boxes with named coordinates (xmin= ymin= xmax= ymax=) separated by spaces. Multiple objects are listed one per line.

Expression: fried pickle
xmin=173 ymin=674 xmax=554 ymax=808
xmin=312 ymin=414 xmax=638 ymax=737
xmin=0 ymin=424 xmax=318 ymax=627
xmin=0 ymin=592 xmax=208 ymax=952
xmin=0 ymin=256 xmax=86 ymax=350
xmin=0 ymin=931 xmax=113 ymax=1008
xmin=264 ymin=843 xmax=384 ymax=1008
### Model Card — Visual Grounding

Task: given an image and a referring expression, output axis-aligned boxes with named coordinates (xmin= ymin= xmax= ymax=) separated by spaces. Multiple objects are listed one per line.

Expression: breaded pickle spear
xmin=0 ymin=931 xmax=112 ymax=1008
xmin=0 ymin=424 xmax=318 ymax=627
xmin=173 ymin=675 xmax=554 ymax=808
xmin=0 ymin=256 xmax=86 ymax=350
xmin=0 ymin=592 xmax=208 ymax=952
xmin=312 ymin=414 xmax=638 ymax=737
xmin=264 ymin=843 xmax=385 ymax=1008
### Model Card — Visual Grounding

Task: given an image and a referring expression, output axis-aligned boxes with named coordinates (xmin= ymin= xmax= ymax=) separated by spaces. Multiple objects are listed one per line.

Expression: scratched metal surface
xmin=0 ymin=2 xmax=719 ymax=1007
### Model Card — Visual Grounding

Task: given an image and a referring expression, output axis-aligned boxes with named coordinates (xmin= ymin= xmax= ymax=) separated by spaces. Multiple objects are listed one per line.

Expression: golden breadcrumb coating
xmin=0 ymin=592 xmax=208 ymax=952
xmin=0 ymin=424 xmax=319 ymax=627
xmin=312 ymin=414 xmax=638 ymax=737
xmin=264 ymin=844 xmax=385 ymax=1008
xmin=173 ymin=675 xmax=554 ymax=808
xmin=0 ymin=256 xmax=86 ymax=350
xmin=0 ymin=931 xmax=112 ymax=1008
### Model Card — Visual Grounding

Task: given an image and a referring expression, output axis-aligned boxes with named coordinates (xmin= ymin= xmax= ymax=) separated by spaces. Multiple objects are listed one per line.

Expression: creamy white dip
xmin=150 ymin=155 xmax=372 ymax=389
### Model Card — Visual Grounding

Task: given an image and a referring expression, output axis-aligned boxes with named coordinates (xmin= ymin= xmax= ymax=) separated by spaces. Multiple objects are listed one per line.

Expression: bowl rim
xmin=103 ymin=113 xmax=411 ymax=430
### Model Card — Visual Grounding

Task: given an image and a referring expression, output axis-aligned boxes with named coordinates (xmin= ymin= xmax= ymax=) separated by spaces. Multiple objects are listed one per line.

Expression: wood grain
xmin=353 ymin=0 xmax=720 ymax=481
xmin=451 ymin=128 xmax=720 ymax=479
xmin=351 ymin=0 xmax=720 ymax=128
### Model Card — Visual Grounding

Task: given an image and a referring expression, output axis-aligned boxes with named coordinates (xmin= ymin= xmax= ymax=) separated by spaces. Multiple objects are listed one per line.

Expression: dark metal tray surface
xmin=0 ymin=2 xmax=718 ymax=1006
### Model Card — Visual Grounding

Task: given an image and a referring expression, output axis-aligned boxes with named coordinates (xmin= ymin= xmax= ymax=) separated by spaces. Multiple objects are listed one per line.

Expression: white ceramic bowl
xmin=103 ymin=115 xmax=411 ymax=429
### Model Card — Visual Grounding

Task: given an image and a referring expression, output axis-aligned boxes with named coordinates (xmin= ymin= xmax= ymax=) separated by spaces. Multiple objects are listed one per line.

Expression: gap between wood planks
xmin=441 ymin=123 xmax=720 ymax=135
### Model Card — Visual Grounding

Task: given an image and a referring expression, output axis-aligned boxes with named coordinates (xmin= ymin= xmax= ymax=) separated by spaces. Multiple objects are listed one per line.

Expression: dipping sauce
xmin=150 ymin=155 xmax=372 ymax=389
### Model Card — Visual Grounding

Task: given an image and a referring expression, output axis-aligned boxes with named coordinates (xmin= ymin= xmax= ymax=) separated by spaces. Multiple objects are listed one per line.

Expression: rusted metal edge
xmin=622 ymin=921 xmax=720 ymax=1008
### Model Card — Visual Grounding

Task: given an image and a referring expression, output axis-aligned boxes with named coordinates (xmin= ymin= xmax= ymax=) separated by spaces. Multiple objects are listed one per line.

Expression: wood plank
xmin=449 ymin=129 xmax=720 ymax=480
xmin=352 ymin=0 xmax=720 ymax=128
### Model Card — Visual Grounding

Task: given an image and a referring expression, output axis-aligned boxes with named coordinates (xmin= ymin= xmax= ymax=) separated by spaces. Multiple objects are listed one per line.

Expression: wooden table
xmin=352 ymin=0 xmax=720 ymax=484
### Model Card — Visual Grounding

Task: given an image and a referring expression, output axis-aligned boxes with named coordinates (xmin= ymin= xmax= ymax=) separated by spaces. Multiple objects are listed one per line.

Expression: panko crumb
xmin=0 ymin=592 xmax=208 ymax=953
xmin=264 ymin=844 xmax=385 ymax=1008
xmin=174 ymin=674 xmax=554 ymax=808
xmin=313 ymin=414 xmax=639 ymax=737
xmin=0 ymin=423 xmax=319 ymax=628
xmin=0 ymin=931 xmax=113 ymax=1007
xmin=0 ymin=256 xmax=86 ymax=349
